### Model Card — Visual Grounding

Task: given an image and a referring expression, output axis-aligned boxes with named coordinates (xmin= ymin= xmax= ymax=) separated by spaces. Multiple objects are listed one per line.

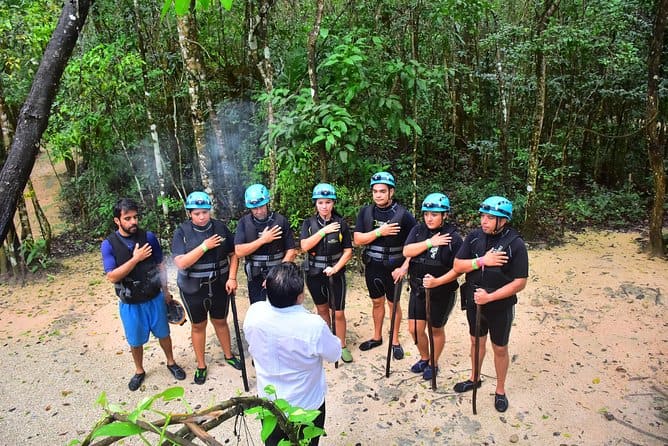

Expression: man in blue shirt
xmin=101 ymin=198 xmax=185 ymax=391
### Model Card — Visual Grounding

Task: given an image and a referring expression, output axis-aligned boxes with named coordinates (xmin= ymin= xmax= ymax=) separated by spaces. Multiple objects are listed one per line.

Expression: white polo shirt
xmin=243 ymin=300 xmax=341 ymax=409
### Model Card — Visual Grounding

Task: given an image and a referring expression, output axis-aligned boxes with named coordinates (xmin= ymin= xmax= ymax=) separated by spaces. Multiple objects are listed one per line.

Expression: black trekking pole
xmin=229 ymin=292 xmax=249 ymax=392
xmin=385 ymin=278 xmax=404 ymax=378
xmin=327 ymin=275 xmax=339 ymax=369
xmin=472 ymin=301 xmax=481 ymax=414
xmin=425 ymin=288 xmax=437 ymax=391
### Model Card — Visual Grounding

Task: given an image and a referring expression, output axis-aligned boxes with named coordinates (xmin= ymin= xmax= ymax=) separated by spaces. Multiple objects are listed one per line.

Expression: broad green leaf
xmin=260 ymin=415 xmax=278 ymax=441
xmin=92 ymin=422 xmax=143 ymax=439
xmin=320 ymin=28 xmax=329 ymax=39
xmin=220 ymin=0 xmax=233 ymax=10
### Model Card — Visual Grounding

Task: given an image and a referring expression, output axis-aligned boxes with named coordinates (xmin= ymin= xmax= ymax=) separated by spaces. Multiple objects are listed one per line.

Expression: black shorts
xmin=364 ymin=261 xmax=402 ymax=302
xmin=306 ymin=273 xmax=347 ymax=310
xmin=466 ymin=305 xmax=514 ymax=346
xmin=244 ymin=262 xmax=269 ymax=304
xmin=180 ymin=275 xmax=230 ymax=324
xmin=408 ymin=286 xmax=456 ymax=328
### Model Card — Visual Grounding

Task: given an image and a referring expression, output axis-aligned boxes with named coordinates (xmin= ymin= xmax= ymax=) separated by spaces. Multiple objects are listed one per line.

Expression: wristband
xmin=375 ymin=229 xmax=382 ymax=238
xmin=471 ymin=258 xmax=479 ymax=270
xmin=318 ymin=229 xmax=326 ymax=238
xmin=426 ymin=239 xmax=433 ymax=249
xmin=476 ymin=257 xmax=484 ymax=269
xmin=200 ymin=243 xmax=208 ymax=253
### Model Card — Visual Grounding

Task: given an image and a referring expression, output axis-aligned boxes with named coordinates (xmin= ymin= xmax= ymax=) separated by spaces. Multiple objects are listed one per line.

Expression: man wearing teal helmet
xmin=172 ymin=191 xmax=242 ymax=385
xmin=453 ymin=195 xmax=528 ymax=412
xmin=235 ymin=184 xmax=296 ymax=303
xmin=300 ymin=183 xmax=354 ymax=363
xmin=403 ymin=193 xmax=463 ymax=381
xmin=354 ymin=171 xmax=417 ymax=359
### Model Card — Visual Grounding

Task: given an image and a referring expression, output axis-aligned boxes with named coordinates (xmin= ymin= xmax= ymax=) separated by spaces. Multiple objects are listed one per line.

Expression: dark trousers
xmin=264 ymin=401 xmax=326 ymax=446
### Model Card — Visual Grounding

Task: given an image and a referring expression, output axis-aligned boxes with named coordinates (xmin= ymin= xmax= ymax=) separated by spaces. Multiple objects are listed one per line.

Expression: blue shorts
xmin=119 ymin=292 xmax=170 ymax=347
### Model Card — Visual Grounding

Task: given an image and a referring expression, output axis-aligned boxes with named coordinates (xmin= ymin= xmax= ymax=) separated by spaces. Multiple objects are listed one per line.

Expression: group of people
xmin=101 ymin=171 xmax=528 ymax=445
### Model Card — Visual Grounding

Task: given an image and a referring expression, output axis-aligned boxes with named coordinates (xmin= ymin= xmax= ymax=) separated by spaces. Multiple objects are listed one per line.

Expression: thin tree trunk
xmin=0 ymin=0 xmax=93 ymax=246
xmin=523 ymin=0 xmax=560 ymax=238
xmin=133 ymin=0 xmax=168 ymax=219
xmin=175 ymin=3 xmax=212 ymax=194
xmin=646 ymin=0 xmax=667 ymax=256
xmin=307 ymin=0 xmax=327 ymax=181
xmin=410 ymin=3 xmax=420 ymax=214
xmin=249 ymin=0 xmax=277 ymax=190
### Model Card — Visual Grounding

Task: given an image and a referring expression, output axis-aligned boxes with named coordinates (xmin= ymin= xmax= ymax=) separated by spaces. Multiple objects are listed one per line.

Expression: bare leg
xmin=469 ymin=334 xmax=487 ymax=381
xmin=371 ymin=296 xmax=385 ymax=340
xmin=409 ymin=319 xmax=429 ymax=360
xmin=387 ymin=300 xmax=402 ymax=345
xmin=190 ymin=321 xmax=208 ymax=369
xmin=315 ymin=303 xmax=330 ymax=326
xmin=211 ymin=317 xmax=234 ymax=358
xmin=491 ymin=342 xmax=509 ymax=394
xmin=431 ymin=327 xmax=445 ymax=366
xmin=335 ymin=310 xmax=347 ymax=347
xmin=130 ymin=346 xmax=145 ymax=374
xmin=158 ymin=335 xmax=177 ymax=366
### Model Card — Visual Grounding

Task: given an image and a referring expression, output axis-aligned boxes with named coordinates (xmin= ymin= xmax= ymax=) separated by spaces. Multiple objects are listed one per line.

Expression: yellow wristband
xmin=200 ymin=243 xmax=208 ymax=253
xmin=426 ymin=239 xmax=433 ymax=249
xmin=375 ymin=229 xmax=381 ymax=238
xmin=318 ymin=229 xmax=326 ymax=238
xmin=471 ymin=258 xmax=479 ymax=270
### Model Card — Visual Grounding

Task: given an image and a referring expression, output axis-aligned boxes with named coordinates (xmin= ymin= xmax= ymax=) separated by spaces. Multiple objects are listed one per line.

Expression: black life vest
xmin=304 ymin=214 xmax=344 ymax=273
xmin=464 ymin=227 xmax=521 ymax=309
xmin=243 ymin=212 xmax=286 ymax=268
xmin=409 ymin=223 xmax=458 ymax=277
xmin=107 ymin=229 xmax=161 ymax=304
xmin=363 ymin=203 xmax=407 ymax=264
xmin=177 ymin=220 xmax=230 ymax=279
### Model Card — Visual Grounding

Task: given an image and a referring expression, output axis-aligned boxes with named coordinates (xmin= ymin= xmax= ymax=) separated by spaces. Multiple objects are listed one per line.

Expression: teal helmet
xmin=479 ymin=196 xmax=512 ymax=221
xmin=185 ymin=191 xmax=212 ymax=210
xmin=312 ymin=183 xmax=337 ymax=200
xmin=421 ymin=193 xmax=450 ymax=212
xmin=370 ymin=171 xmax=396 ymax=188
xmin=245 ymin=184 xmax=270 ymax=209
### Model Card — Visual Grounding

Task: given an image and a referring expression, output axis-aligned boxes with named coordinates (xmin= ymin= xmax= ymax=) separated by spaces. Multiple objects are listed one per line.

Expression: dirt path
xmin=0 ymin=230 xmax=666 ymax=446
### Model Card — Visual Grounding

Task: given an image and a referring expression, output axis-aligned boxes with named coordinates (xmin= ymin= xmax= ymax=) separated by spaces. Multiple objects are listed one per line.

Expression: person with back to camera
xmin=101 ymin=198 xmax=186 ymax=391
xmin=300 ymin=183 xmax=354 ymax=363
xmin=171 ymin=191 xmax=242 ymax=385
xmin=354 ymin=171 xmax=417 ymax=360
xmin=243 ymin=262 xmax=341 ymax=446
xmin=453 ymin=196 xmax=529 ymax=412
xmin=403 ymin=193 xmax=463 ymax=381
xmin=235 ymin=184 xmax=296 ymax=304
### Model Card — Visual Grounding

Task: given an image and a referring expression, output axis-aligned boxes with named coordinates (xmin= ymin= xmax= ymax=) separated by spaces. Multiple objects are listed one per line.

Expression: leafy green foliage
xmin=564 ymin=184 xmax=647 ymax=228
xmin=245 ymin=385 xmax=324 ymax=446
xmin=19 ymin=238 xmax=51 ymax=272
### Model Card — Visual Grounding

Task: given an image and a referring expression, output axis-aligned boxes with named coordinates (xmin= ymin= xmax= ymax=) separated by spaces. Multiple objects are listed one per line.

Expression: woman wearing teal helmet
xmin=300 ymin=183 xmax=354 ymax=363
xmin=172 ymin=191 xmax=242 ymax=385
xmin=403 ymin=193 xmax=463 ymax=381
xmin=452 ymin=195 xmax=528 ymax=413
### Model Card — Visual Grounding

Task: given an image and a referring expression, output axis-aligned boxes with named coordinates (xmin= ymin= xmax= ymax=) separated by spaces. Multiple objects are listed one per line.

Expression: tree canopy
xmin=0 ymin=0 xmax=665 ymax=259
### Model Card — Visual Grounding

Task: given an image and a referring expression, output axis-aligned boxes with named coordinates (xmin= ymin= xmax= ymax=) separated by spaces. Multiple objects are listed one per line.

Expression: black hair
xmin=113 ymin=198 xmax=139 ymax=219
xmin=265 ymin=262 xmax=304 ymax=308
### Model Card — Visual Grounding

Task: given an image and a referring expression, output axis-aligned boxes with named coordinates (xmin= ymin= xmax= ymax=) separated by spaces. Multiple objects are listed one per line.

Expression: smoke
xmin=207 ymin=99 xmax=264 ymax=220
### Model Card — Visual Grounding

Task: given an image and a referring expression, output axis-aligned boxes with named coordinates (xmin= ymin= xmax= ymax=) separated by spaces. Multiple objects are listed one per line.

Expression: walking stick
xmin=425 ymin=288 xmax=437 ymax=391
xmin=472 ymin=302 xmax=481 ymax=414
xmin=385 ymin=278 xmax=404 ymax=378
xmin=327 ymin=276 xmax=339 ymax=369
xmin=229 ymin=292 xmax=249 ymax=392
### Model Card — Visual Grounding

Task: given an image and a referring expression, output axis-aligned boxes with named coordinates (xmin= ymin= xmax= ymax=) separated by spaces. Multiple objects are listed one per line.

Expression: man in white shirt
xmin=243 ymin=262 xmax=341 ymax=446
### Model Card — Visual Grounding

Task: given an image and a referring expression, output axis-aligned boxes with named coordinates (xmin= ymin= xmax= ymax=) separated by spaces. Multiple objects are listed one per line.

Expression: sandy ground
xmin=0 ymin=229 xmax=666 ymax=446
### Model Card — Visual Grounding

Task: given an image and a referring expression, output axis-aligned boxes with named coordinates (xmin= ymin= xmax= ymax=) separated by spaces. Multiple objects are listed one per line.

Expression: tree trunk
xmin=307 ymin=0 xmax=327 ymax=181
xmin=132 ymin=0 xmax=168 ymax=219
xmin=646 ymin=0 xmax=667 ymax=256
xmin=249 ymin=0 xmax=277 ymax=190
xmin=0 ymin=0 xmax=93 ymax=246
xmin=175 ymin=2 xmax=212 ymax=194
xmin=523 ymin=0 xmax=560 ymax=239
